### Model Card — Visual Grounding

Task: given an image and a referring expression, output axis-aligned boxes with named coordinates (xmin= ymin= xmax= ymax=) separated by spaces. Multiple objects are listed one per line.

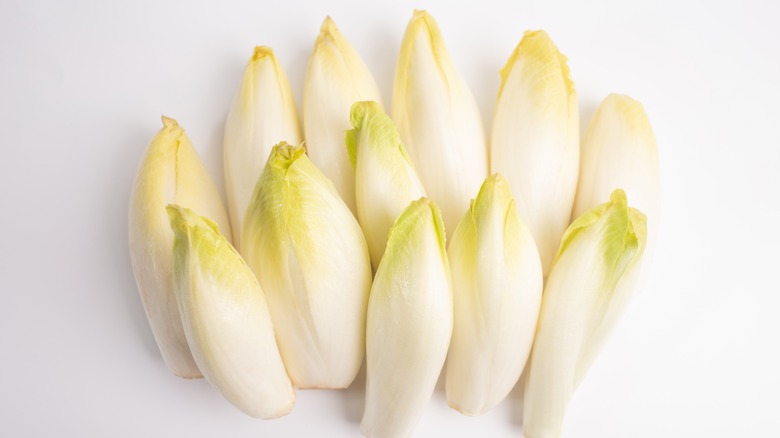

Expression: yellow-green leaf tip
xmin=346 ymin=100 xmax=408 ymax=170
xmin=555 ymin=189 xmax=647 ymax=284
xmin=388 ymin=198 xmax=447 ymax=263
xmin=268 ymin=142 xmax=306 ymax=172
xmin=166 ymin=204 xmax=220 ymax=237
xmin=499 ymin=30 xmax=575 ymax=99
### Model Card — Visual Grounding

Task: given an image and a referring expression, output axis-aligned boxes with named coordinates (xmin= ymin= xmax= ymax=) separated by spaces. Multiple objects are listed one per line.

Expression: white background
xmin=1 ymin=0 xmax=779 ymax=436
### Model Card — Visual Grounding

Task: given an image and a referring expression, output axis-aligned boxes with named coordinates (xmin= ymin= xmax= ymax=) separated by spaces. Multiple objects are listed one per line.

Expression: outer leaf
xmin=445 ymin=174 xmax=543 ymax=416
xmin=241 ymin=142 xmax=372 ymax=389
xmin=523 ymin=190 xmax=647 ymax=438
xmin=393 ymin=10 xmax=488 ymax=236
xmin=223 ymin=46 xmax=301 ymax=248
xmin=361 ymin=198 xmax=453 ymax=438
xmin=128 ymin=116 xmax=232 ymax=378
xmin=490 ymin=30 xmax=579 ymax=276
xmin=168 ymin=205 xmax=294 ymax=419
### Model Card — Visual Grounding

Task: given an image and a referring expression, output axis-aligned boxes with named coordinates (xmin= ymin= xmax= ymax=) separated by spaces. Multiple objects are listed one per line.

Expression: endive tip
xmin=498 ymin=30 xmax=576 ymax=99
xmin=470 ymin=173 xmax=517 ymax=222
xmin=317 ymin=16 xmax=340 ymax=41
xmin=407 ymin=9 xmax=442 ymax=41
xmin=346 ymin=100 xmax=411 ymax=172
xmin=252 ymin=45 xmax=274 ymax=61
xmin=161 ymin=115 xmax=179 ymax=129
xmin=481 ymin=173 xmax=511 ymax=194
xmin=554 ymin=188 xmax=646 ymax=282
xmin=313 ymin=16 xmax=347 ymax=60
xmin=391 ymin=198 xmax=447 ymax=260
xmin=268 ymin=141 xmax=306 ymax=171
xmin=346 ymin=101 xmax=379 ymax=169
xmin=602 ymin=93 xmax=654 ymax=136
xmin=321 ymin=15 xmax=336 ymax=30
xmin=166 ymin=204 xmax=220 ymax=235
xmin=349 ymin=100 xmax=382 ymax=125
xmin=412 ymin=9 xmax=430 ymax=20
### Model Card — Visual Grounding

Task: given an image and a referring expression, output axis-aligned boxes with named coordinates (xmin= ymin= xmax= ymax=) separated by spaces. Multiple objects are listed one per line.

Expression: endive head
xmin=361 ymin=197 xmax=452 ymax=438
xmin=346 ymin=101 xmax=427 ymax=269
xmin=555 ymin=189 xmax=647 ymax=286
xmin=445 ymin=173 xmax=543 ymax=416
xmin=241 ymin=141 xmax=372 ymax=389
xmin=128 ymin=115 xmax=232 ymax=378
xmin=166 ymin=204 xmax=295 ymax=419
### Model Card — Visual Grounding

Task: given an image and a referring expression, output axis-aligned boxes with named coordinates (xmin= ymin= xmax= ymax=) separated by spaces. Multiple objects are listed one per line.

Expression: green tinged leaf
xmin=167 ymin=204 xmax=249 ymax=292
xmin=383 ymin=198 xmax=448 ymax=272
xmin=347 ymin=100 xmax=416 ymax=169
xmin=554 ymin=189 xmax=647 ymax=285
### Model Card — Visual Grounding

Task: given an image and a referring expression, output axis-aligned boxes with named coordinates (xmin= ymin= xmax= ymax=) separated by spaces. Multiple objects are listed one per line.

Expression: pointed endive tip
xmin=316 ymin=15 xmax=340 ymax=44
xmin=555 ymin=188 xmax=647 ymax=279
xmin=406 ymin=9 xmax=444 ymax=45
xmin=349 ymin=100 xmax=380 ymax=127
xmin=602 ymin=93 xmax=655 ymax=136
xmin=499 ymin=30 xmax=575 ymax=98
xmin=166 ymin=204 xmax=185 ymax=232
xmin=312 ymin=16 xmax=351 ymax=67
xmin=268 ymin=141 xmax=306 ymax=171
xmin=391 ymin=198 xmax=448 ymax=261
xmin=346 ymin=101 xmax=378 ymax=169
xmin=468 ymin=173 xmax=516 ymax=220
xmin=166 ymin=204 xmax=220 ymax=235
xmin=252 ymin=45 xmax=274 ymax=61
xmin=161 ymin=115 xmax=180 ymax=130
xmin=400 ymin=9 xmax=446 ymax=61
xmin=480 ymin=173 xmax=512 ymax=200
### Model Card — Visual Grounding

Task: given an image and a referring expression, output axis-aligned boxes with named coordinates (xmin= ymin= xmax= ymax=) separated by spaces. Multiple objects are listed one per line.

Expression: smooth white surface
xmin=1 ymin=0 xmax=779 ymax=436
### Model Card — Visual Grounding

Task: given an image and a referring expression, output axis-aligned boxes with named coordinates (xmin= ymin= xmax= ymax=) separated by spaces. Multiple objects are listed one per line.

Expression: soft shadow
xmin=430 ymin=358 xmax=449 ymax=411
xmin=339 ymin=359 xmax=367 ymax=423
xmin=579 ymin=96 xmax=600 ymax=138
xmin=508 ymin=367 xmax=528 ymax=427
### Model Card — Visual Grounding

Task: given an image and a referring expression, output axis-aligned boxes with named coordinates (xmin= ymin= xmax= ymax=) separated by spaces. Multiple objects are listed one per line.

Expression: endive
xmin=523 ymin=189 xmax=647 ymax=438
xmin=393 ymin=10 xmax=488 ymax=235
xmin=491 ymin=30 xmax=578 ymax=276
xmin=346 ymin=100 xmax=426 ymax=270
xmin=241 ymin=142 xmax=372 ymax=389
xmin=128 ymin=116 xmax=232 ymax=378
xmin=572 ymin=93 xmax=660 ymax=232
xmin=445 ymin=174 xmax=543 ymax=416
xmin=362 ymin=198 xmax=453 ymax=438
xmin=167 ymin=205 xmax=293 ymax=419
xmin=223 ymin=46 xmax=302 ymax=248
xmin=304 ymin=16 xmax=383 ymax=214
